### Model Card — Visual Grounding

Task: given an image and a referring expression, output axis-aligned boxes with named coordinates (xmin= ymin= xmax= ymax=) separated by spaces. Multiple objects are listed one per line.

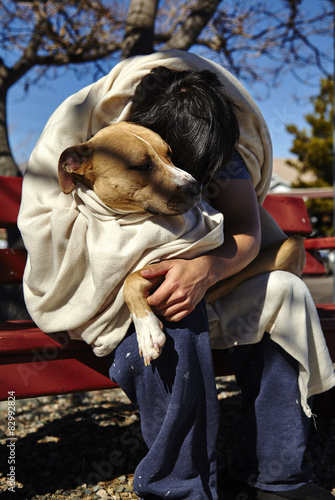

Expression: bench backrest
xmin=0 ymin=177 xmax=26 ymax=285
xmin=0 ymin=176 xmax=22 ymax=228
xmin=262 ymin=195 xmax=313 ymax=236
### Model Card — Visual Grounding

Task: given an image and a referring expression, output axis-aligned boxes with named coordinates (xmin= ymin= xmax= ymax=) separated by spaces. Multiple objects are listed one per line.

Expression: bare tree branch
xmin=162 ymin=0 xmax=221 ymax=51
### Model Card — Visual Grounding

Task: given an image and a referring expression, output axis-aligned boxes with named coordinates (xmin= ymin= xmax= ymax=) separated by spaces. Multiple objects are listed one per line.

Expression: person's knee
xmin=267 ymin=270 xmax=310 ymax=302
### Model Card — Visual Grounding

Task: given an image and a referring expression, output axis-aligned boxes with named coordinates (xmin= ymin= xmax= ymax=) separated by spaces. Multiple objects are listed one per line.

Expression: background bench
xmin=0 ymin=176 xmax=334 ymax=413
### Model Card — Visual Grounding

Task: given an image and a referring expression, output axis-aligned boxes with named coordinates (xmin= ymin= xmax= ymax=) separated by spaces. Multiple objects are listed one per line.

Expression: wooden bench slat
xmin=0 ymin=176 xmax=22 ymax=228
xmin=303 ymin=237 xmax=335 ymax=275
xmin=0 ymin=353 xmax=117 ymax=401
xmin=262 ymin=195 xmax=313 ymax=236
xmin=0 ymin=248 xmax=27 ymax=284
xmin=0 ymin=305 xmax=334 ymax=401
xmin=0 ymin=320 xmax=92 ymax=354
xmin=304 ymin=237 xmax=335 ymax=250
xmin=303 ymin=250 xmax=327 ymax=275
xmin=0 ymin=349 xmax=234 ymax=401
xmin=316 ymin=303 xmax=335 ymax=312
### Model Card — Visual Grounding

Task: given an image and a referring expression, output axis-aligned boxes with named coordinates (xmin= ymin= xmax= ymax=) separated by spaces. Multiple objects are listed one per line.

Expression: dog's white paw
xmin=132 ymin=312 xmax=166 ymax=366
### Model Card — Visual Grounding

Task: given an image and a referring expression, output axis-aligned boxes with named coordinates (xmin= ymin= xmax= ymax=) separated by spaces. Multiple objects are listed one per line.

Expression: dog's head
xmin=58 ymin=122 xmax=202 ymax=215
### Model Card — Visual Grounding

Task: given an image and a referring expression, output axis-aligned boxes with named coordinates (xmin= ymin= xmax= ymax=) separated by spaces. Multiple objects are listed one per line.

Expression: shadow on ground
xmin=0 ymin=380 xmax=334 ymax=499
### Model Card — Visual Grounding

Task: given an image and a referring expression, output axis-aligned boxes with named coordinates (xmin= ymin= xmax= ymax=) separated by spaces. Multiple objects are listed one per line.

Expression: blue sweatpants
xmin=228 ymin=333 xmax=313 ymax=492
xmin=108 ymin=300 xmax=220 ymax=499
xmin=108 ymin=305 xmax=313 ymax=498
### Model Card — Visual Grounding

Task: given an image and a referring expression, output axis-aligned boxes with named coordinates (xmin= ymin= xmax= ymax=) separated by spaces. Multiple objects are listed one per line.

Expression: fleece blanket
xmin=18 ymin=49 xmax=272 ymax=356
xmin=18 ymin=50 xmax=334 ymax=413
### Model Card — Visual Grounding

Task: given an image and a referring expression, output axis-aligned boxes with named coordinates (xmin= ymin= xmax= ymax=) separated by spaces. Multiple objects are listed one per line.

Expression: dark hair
xmin=127 ymin=66 xmax=240 ymax=184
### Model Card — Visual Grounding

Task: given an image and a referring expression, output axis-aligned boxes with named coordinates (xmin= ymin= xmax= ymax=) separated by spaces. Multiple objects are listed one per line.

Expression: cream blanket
xmin=18 ymin=50 xmax=334 ymax=413
xmin=18 ymin=49 xmax=271 ymax=356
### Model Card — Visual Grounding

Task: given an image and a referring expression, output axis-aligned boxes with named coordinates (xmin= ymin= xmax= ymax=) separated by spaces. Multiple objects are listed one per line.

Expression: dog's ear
xmin=58 ymin=145 xmax=92 ymax=194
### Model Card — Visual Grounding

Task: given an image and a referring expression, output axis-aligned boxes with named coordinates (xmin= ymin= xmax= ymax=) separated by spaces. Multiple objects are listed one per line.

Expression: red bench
xmin=0 ymin=176 xmax=334 ymax=405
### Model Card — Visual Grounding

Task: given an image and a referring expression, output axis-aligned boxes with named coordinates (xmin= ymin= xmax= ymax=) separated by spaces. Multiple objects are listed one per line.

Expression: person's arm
xmin=140 ymin=178 xmax=261 ymax=322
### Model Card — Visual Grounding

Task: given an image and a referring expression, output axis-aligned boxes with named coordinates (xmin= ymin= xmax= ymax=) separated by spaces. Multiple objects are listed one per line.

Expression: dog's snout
xmin=171 ymin=167 xmax=203 ymax=198
xmin=186 ymin=179 xmax=202 ymax=197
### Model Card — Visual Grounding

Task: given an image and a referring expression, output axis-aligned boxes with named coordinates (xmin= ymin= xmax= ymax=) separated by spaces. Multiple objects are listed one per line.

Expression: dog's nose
xmin=186 ymin=179 xmax=202 ymax=197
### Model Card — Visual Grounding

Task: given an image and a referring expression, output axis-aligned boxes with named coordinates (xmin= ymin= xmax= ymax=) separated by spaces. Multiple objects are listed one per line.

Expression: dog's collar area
xmin=75 ymin=183 xmax=154 ymax=222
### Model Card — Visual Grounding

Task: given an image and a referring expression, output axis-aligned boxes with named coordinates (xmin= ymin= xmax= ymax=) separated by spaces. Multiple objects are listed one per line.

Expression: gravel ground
xmin=0 ymin=376 xmax=334 ymax=500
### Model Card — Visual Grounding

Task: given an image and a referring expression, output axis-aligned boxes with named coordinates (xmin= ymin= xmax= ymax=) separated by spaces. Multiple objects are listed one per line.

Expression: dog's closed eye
xmin=130 ymin=162 xmax=152 ymax=172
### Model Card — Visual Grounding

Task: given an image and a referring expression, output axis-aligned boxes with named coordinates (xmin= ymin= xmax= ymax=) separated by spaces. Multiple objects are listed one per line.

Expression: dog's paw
xmin=132 ymin=312 xmax=166 ymax=366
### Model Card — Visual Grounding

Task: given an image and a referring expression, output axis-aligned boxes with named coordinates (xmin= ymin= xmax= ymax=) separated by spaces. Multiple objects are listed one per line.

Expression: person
xmin=18 ymin=50 xmax=335 ymax=499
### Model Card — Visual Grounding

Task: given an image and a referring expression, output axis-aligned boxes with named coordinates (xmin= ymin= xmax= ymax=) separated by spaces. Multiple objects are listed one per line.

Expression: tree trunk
xmin=163 ymin=0 xmax=221 ymax=51
xmin=0 ymin=84 xmax=20 ymax=177
xmin=122 ymin=0 xmax=159 ymax=59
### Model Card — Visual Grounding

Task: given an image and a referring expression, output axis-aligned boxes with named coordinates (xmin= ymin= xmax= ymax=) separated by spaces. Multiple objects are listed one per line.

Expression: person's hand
xmin=140 ymin=258 xmax=211 ymax=322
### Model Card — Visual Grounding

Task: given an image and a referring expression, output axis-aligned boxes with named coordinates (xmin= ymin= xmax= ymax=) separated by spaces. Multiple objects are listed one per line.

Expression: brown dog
xmin=58 ymin=121 xmax=306 ymax=366
xmin=58 ymin=122 xmax=201 ymax=215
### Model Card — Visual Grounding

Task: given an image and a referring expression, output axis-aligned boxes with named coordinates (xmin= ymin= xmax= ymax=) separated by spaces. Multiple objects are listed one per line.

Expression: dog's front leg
xmin=124 ymin=270 xmax=166 ymax=366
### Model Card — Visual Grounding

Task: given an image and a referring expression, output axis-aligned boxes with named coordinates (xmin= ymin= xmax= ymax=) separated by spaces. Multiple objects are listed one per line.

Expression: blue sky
xmin=5 ymin=0 xmax=333 ymax=167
